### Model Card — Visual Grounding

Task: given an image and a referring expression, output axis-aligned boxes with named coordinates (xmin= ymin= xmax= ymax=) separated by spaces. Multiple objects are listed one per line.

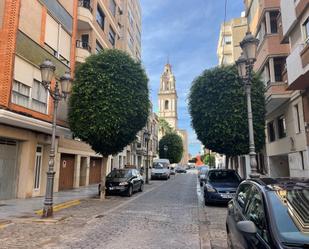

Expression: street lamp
xmin=40 ymin=59 xmax=73 ymax=217
xmin=144 ymin=131 xmax=150 ymax=184
xmin=236 ymin=31 xmax=260 ymax=178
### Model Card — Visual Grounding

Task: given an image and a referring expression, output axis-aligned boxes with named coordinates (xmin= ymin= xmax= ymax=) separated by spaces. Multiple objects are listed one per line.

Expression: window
xmin=277 ymin=115 xmax=286 ymax=139
xmin=303 ymin=18 xmax=309 ymax=43
xmin=165 ymin=100 xmax=169 ymax=110
xmin=32 ymin=80 xmax=48 ymax=113
xmin=95 ymin=40 xmax=103 ymax=54
xmin=268 ymin=121 xmax=276 ymax=142
xmin=96 ymin=6 xmax=105 ymax=29
xmin=223 ymin=35 xmax=232 ymax=45
xmin=34 ymin=145 xmax=43 ymax=190
xmin=128 ymin=32 xmax=134 ymax=51
xmin=270 ymin=11 xmax=279 ymax=34
xmin=245 ymin=188 xmax=269 ymax=243
xmin=119 ymin=156 xmax=122 ymax=168
xmin=12 ymin=81 xmax=30 ymax=108
xmin=237 ymin=184 xmax=252 ymax=210
xmin=109 ymin=0 xmax=116 ymax=16
xmin=109 ymin=26 xmax=116 ymax=47
xmin=294 ymin=104 xmax=301 ymax=133
xmin=44 ymin=14 xmax=71 ymax=64
xmin=274 ymin=57 xmax=285 ymax=82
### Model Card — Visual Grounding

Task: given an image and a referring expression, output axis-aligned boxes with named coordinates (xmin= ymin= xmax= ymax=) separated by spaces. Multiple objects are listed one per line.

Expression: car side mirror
xmin=236 ymin=221 xmax=257 ymax=235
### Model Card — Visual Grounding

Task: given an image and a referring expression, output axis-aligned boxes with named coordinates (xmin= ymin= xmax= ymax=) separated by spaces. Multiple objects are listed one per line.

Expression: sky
xmin=140 ymin=0 xmax=244 ymax=156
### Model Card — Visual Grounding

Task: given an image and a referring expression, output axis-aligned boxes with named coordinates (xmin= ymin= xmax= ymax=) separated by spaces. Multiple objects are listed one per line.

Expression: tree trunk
xmin=225 ymin=156 xmax=229 ymax=169
xmin=100 ymin=156 xmax=109 ymax=200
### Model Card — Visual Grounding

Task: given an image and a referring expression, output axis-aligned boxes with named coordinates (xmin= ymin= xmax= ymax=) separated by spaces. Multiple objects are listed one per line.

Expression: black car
xmin=203 ymin=169 xmax=242 ymax=204
xmin=105 ymin=168 xmax=144 ymax=197
xmin=226 ymin=177 xmax=309 ymax=249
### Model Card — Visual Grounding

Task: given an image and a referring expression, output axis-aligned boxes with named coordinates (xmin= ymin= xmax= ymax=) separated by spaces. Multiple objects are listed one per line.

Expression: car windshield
xmin=267 ymin=190 xmax=309 ymax=244
xmin=153 ymin=163 xmax=168 ymax=169
xmin=107 ymin=169 xmax=132 ymax=178
xmin=208 ymin=171 xmax=240 ymax=183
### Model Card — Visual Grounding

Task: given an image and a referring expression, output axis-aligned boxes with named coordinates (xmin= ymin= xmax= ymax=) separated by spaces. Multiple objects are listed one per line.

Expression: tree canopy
xmin=68 ymin=49 xmax=150 ymax=156
xmin=188 ymin=65 xmax=265 ymax=157
xmin=159 ymin=133 xmax=183 ymax=164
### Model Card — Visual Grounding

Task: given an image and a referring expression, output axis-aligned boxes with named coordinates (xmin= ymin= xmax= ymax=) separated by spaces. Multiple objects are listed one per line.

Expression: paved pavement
xmin=0 ymin=185 xmax=98 ymax=220
xmin=0 ymin=170 xmax=228 ymax=249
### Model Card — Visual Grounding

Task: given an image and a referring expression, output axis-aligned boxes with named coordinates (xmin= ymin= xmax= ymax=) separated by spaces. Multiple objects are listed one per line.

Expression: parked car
xmin=175 ymin=165 xmax=187 ymax=173
xmin=170 ymin=167 xmax=176 ymax=175
xmin=151 ymin=159 xmax=171 ymax=180
xmin=105 ymin=168 xmax=143 ymax=197
xmin=203 ymin=169 xmax=241 ymax=204
xmin=226 ymin=177 xmax=309 ymax=249
xmin=198 ymin=165 xmax=209 ymax=186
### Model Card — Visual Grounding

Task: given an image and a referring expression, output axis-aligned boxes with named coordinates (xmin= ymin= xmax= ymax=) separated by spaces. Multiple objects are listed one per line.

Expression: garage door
xmin=59 ymin=154 xmax=75 ymax=191
xmin=89 ymin=157 xmax=102 ymax=184
xmin=0 ymin=138 xmax=18 ymax=200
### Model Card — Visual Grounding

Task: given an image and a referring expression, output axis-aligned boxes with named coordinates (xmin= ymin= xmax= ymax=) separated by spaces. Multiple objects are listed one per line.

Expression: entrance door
xmin=0 ymin=138 xmax=18 ymax=200
xmin=59 ymin=154 xmax=75 ymax=191
xmin=89 ymin=157 xmax=102 ymax=184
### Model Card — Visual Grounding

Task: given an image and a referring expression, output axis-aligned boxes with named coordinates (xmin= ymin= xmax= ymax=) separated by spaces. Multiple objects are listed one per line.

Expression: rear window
xmin=208 ymin=171 xmax=240 ymax=183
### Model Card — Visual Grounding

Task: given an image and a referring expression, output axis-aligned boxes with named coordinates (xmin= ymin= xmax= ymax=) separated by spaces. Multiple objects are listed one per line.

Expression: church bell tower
xmin=158 ymin=63 xmax=178 ymax=129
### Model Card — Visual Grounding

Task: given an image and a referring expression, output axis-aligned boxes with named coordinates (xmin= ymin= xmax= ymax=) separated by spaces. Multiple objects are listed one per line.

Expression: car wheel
xmin=139 ymin=183 xmax=144 ymax=192
xmin=126 ymin=185 xmax=133 ymax=197
xmin=204 ymin=197 xmax=211 ymax=206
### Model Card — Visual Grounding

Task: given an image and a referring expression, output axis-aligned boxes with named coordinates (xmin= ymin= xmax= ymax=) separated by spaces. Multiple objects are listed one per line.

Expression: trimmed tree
xmin=68 ymin=49 xmax=150 ymax=197
xmin=159 ymin=133 xmax=183 ymax=164
xmin=188 ymin=65 xmax=265 ymax=164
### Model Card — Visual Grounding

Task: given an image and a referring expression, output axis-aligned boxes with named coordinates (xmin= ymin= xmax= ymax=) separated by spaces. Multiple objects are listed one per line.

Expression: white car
xmin=151 ymin=159 xmax=170 ymax=180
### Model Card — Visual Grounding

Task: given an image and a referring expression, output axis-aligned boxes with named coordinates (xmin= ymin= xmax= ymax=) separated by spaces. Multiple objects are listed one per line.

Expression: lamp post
xmin=40 ymin=59 xmax=73 ymax=217
xmin=144 ymin=131 xmax=150 ymax=184
xmin=236 ymin=31 xmax=260 ymax=178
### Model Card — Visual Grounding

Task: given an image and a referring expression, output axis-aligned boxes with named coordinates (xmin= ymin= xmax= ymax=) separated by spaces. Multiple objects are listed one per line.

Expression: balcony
xmin=254 ymin=34 xmax=290 ymax=71
xmin=78 ymin=0 xmax=93 ymax=30
xmin=75 ymin=40 xmax=91 ymax=63
xmin=265 ymin=81 xmax=291 ymax=115
xmin=287 ymin=43 xmax=309 ymax=90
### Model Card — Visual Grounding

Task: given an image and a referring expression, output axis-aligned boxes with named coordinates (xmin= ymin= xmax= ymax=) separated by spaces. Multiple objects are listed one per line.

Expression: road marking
xmin=34 ymin=199 xmax=81 ymax=216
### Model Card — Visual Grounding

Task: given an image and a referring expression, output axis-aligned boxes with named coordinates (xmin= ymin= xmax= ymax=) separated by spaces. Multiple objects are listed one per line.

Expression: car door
xmin=131 ymin=170 xmax=139 ymax=191
xmin=228 ymin=183 xmax=253 ymax=249
xmin=242 ymin=187 xmax=271 ymax=249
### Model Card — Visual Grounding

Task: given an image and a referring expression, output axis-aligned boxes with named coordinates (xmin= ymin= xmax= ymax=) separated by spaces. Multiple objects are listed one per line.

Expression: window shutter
xmin=59 ymin=28 xmax=71 ymax=61
xmin=45 ymin=14 xmax=59 ymax=51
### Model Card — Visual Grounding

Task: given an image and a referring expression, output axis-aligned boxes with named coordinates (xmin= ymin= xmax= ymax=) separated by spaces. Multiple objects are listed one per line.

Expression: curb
xmin=0 ymin=219 xmax=12 ymax=230
xmin=34 ymin=199 xmax=81 ymax=216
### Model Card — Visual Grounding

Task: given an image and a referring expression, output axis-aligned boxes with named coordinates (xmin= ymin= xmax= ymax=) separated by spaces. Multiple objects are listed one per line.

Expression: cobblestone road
xmin=0 ymin=170 xmax=228 ymax=249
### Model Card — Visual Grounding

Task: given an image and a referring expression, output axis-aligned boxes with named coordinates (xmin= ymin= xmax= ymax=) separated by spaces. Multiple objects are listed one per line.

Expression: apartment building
xmin=0 ymin=0 xmax=153 ymax=200
xmin=280 ymin=0 xmax=309 ymax=177
xmin=217 ymin=16 xmax=248 ymax=66
xmin=245 ymin=0 xmax=308 ymax=177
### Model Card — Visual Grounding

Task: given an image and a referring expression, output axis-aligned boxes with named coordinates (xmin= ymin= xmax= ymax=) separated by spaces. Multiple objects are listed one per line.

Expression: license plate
xmin=221 ymin=193 xmax=235 ymax=199
xmin=109 ymin=187 xmax=114 ymax=190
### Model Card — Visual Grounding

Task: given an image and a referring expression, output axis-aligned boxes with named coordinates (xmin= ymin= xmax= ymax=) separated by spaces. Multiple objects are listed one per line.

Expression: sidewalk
xmin=0 ymin=185 xmax=98 ymax=220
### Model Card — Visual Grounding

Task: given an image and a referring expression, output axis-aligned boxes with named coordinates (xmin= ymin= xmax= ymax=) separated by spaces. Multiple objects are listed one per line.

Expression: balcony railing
xmin=76 ymin=40 xmax=91 ymax=53
xmin=78 ymin=0 xmax=93 ymax=13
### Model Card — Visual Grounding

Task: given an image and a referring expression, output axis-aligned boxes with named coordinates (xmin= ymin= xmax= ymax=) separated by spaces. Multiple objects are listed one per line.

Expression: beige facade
xmin=217 ymin=16 xmax=247 ymax=66
xmin=245 ymin=0 xmax=309 ymax=177
xmin=0 ymin=0 xmax=148 ymax=200
xmin=158 ymin=63 xmax=189 ymax=165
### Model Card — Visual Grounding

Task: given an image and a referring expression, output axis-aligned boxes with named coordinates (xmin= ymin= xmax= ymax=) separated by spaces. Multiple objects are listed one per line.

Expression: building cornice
xmin=0 ymin=109 xmax=71 ymax=137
